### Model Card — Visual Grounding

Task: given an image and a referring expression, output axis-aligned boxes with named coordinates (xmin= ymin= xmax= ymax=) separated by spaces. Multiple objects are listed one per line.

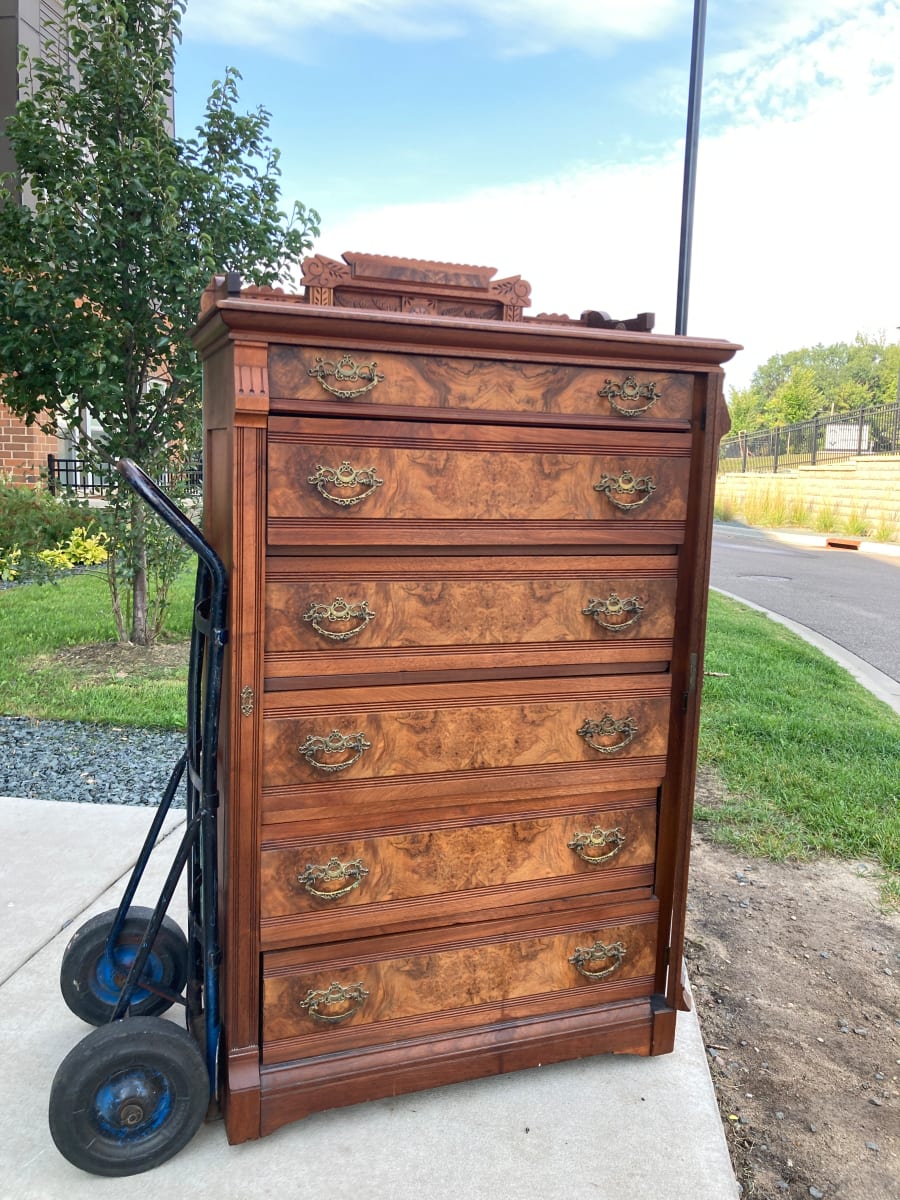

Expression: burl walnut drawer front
xmin=261 ymin=904 xmax=659 ymax=1064
xmin=268 ymin=345 xmax=696 ymax=425
xmin=259 ymin=801 xmax=657 ymax=944
xmin=267 ymin=417 xmax=692 ymax=547
xmin=261 ymin=675 xmax=670 ymax=795
xmin=264 ymin=554 xmax=678 ymax=682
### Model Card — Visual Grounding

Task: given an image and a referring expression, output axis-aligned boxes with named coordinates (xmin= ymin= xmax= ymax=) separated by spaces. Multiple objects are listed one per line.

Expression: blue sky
xmin=174 ymin=1 xmax=900 ymax=392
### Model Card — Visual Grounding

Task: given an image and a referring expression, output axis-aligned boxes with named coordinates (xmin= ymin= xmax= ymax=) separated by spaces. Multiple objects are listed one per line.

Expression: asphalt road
xmin=709 ymin=524 xmax=900 ymax=685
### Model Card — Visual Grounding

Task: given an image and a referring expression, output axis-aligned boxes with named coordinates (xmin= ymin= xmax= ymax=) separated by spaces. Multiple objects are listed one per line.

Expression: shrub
xmin=0 ymin=545 xmax=22 ymax=581
xmin=38 ymin=525 xmax=110 ymax=570
xmin=0 ymin=480 xmax=90 ymax=557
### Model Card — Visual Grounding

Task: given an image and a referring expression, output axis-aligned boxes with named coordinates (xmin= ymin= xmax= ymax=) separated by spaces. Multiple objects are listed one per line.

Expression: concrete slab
xmin=0 ymin=796 xmax=185 ymax=984
xmin=0 ymin=801 xmax=738 ymax=1200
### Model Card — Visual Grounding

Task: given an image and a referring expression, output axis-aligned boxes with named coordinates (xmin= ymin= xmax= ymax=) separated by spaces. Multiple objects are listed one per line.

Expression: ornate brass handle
xmin=568 ymin=940 xmax=627 ymax=980
xmin=299 ymin=981 xmax=369 ymax=1024
xmin=583 ymin=592 xmax=645 ymax=632
xmin=568 ymin=826 xmax=626 ymax=865
xmin=299 ymin=729 xmax=371 ymax=773
xmin=298 ymin=857 xmax=370 ymax=901
xmin=308 ymin=461 xmax=384 ymax=507
xmin=577 ymin=714 xmax=638 ymax=755
xmin=593 ymin=469 xmax=657 ymax=511
xmin=303 ymin=597 xmax=376 ymax=642
xmin=308 ymin=353 xmax=385 ymax=399
xmin=598 ymin=375 xmax=661 ymax=417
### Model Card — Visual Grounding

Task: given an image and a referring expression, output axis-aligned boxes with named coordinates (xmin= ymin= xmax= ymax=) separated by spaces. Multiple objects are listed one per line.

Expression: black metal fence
xmin=719 ymin=400 xmax=900 ymax=474
xmin=47 ymin=454 xmax=202 ymax=497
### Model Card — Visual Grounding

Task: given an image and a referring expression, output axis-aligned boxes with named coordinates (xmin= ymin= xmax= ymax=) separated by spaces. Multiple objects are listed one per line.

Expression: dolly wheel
xmin=60 ymin=907 xmax=188 ymax=1025
xmin=49 ymin=1017 xmax=209 ymax=1176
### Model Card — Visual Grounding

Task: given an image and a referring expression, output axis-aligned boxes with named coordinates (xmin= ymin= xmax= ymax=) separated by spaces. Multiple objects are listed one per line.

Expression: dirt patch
xmin=35 ymin=639 xmax=190 ymax=681
xmin=687 ymin=771 xmax=899 ymax=1199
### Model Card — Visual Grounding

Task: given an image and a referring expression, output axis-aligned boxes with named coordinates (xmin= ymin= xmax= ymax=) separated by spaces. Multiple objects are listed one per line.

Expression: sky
xmin=173 ymin=0 xmax=900 ymax=393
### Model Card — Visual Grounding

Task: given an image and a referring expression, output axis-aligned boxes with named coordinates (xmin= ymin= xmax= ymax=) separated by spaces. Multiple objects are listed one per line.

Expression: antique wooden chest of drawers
xmin=191 ymin=252 xmax=739 ymax=1143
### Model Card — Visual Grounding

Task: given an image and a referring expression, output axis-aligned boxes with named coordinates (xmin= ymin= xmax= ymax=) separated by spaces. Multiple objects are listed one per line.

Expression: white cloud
xmin=309 ymin=54 xmax=899 ymax=391
xmin=182 ymin=0 xmax=689 ymax=56
xmin=705 ymin=1 xmax=900 ymax=127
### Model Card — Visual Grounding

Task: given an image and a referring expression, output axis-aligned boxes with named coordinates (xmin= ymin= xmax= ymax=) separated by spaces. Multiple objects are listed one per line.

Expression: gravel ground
xmin=0 ymin=716 xmax=187 ymax=806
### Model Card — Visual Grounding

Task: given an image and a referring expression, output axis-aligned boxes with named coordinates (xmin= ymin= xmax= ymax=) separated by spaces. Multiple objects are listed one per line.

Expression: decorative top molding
xmin=300 ymin=255 xmax=353 ymax=288
xmin=341 ymin=252 xmax=498 ymax=290
xmin=298 ymin=251 xmax=531 ymax=322
xmin=197 ymin=263 xmax=671 ymax=340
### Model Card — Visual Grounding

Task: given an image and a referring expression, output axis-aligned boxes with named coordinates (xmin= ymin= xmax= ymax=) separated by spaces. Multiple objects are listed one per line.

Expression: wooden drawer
xmin=261 ymin=901 xmax=659 ymax=1064
xmin=261 ymin=675 xmax=671 ymax=807
xmin=268 ymin=345 xmax=696 ymax=425
xmin=264 ymin=553 xmax=678 ymax=683
xmin=267 ymin=416 xmax=692 ymax=548
xmin=259 ymin=800 xmax=657 ymax=946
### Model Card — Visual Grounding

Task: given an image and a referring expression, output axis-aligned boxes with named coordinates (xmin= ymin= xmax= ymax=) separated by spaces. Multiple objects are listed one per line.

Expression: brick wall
xmin=0 ymin=401 xmax=58 ymax=485
xmin=716 ymin=455 xmax=900 ymax=534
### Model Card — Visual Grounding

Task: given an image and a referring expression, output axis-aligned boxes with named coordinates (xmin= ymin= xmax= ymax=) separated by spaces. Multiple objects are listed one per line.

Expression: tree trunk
xmin=130 ymin=493 xmax=151 ymax=645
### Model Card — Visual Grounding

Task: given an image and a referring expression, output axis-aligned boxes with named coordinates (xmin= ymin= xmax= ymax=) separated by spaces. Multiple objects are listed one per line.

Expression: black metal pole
xmin=675 ymin=0 xmax=708 ymax=336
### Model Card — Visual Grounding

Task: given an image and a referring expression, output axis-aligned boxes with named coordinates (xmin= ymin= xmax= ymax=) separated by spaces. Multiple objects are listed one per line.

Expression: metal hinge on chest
xmin=682 ymin=652 xmax=699 ymax=712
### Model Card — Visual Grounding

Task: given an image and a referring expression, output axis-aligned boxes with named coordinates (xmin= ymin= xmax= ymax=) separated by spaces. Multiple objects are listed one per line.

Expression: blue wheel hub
xmin=94 ymin=1066 xmax=173 ymax=1141
xmin=93 ymin=945 xmax=164 ymax=1008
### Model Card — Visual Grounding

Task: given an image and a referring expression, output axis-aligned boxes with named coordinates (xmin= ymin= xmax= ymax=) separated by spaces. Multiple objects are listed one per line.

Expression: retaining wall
xmin=715 ymin=455 xmax=900 ymax=532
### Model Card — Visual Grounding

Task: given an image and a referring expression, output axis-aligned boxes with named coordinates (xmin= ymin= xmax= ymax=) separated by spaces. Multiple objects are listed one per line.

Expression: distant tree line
xmin=727 ymin=335 xmax=900 ymax=432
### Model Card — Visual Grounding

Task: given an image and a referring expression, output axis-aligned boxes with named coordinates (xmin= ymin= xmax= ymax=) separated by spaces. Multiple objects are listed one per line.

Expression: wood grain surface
xmin=262 ymin=909 xmax=658 ymax=1061
xmin=262 ymin=677 xmax=671 ymax=788
xmin=268 ymin=416 xmax=691 ymax=526
xmin=260 ymin=801 xmax=656 ymax=917
xmin=268 ymin=344 xmax=696 ymax=423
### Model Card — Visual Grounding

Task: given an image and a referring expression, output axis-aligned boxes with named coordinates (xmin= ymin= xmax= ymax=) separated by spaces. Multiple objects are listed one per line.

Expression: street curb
xmin=710 ymin=587 xmax=900 ymax=716
xmin=713 ymin=521 xmax=900 ymax=558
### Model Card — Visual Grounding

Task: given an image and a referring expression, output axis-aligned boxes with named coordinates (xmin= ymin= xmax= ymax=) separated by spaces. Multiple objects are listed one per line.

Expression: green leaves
xmin=731 ymin=336 xmax=900 ymax=433
xmin=0 ymin=0 xmax=319 ymax=642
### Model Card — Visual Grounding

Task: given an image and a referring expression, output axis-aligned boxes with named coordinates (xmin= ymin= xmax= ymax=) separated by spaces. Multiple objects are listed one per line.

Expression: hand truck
xmin=48 ymin=458 xmax=227 ymax=1176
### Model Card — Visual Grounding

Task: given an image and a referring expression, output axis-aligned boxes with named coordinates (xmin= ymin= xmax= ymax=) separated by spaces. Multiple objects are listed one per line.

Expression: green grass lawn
xmin=0 ymin=569 xmax=194 ymax=728
xmin=699 ymin=592 xmax=900 ymax=896
xmin=2 ymin=575 xmax=898 ymax=895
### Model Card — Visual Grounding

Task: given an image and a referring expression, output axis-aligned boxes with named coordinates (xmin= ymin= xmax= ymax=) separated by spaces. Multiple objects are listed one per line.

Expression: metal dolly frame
xmin=48 ymin=458 xmax=227 ymax=1177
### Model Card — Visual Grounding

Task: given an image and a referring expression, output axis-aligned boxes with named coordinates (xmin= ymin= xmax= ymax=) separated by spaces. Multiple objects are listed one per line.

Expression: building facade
xmin=1 ymin=0 xmax=67 ymax=484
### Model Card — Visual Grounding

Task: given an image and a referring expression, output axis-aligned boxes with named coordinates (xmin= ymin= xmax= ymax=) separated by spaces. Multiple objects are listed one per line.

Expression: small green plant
xmin=840 ymin=507 xmax=872 ymax=538
xmin=0 ymin=544 xmax=22 ymax=581
xmin=871 ymin=519 xmax=899 ymax=543
xmin=812 ymin=505 xmax=838 ymax=533
xmin=732 ymin=482 xmax=813 ymax=530
xmin=38 ymin=524 xmax=110 ymax=570
xmin=714 ymin=493 xmax=738 ymax=522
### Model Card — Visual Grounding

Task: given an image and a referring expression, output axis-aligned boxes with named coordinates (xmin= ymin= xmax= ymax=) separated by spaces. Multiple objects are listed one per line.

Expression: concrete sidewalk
xmin=0 ymin=796 xmax=739 ymax=1200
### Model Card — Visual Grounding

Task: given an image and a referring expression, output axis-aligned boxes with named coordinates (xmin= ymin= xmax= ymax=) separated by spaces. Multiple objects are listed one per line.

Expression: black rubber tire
xmin=48 ymin=1017 xmax=209 ymax=1176
xmin=59 ymin=907 xmax=188 ymax=1025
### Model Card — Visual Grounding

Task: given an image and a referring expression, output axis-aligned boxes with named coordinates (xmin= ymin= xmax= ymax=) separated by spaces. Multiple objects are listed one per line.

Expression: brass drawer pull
xmin=299 ymin=981 xmax=369 ymax=1024
xmin=582 ymin=592 xmax=644 ymax=632
xmin=568 ymin=940 xmax=627 ymax=980
xmin=577 ymin=714 xmax=638 ymax=755
xmin=298 ymin=857 xmax=370 ymax=901
xmin=299 ymin=729 xmax=372 ymax=773
xmin=593 ymin=469 xmax=657 ymax=511
xmin=303 ymin=597 xmax=376 ymax=641
xmin=308 ymin=353 xmax=385 ymax=399
xmin=308 ymin=461 xmax=384 ymax=507
xmin=598 ymin=375 xmax=661 ymax=417
xmin=568 ymin=826 xmax=626 ymax=865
